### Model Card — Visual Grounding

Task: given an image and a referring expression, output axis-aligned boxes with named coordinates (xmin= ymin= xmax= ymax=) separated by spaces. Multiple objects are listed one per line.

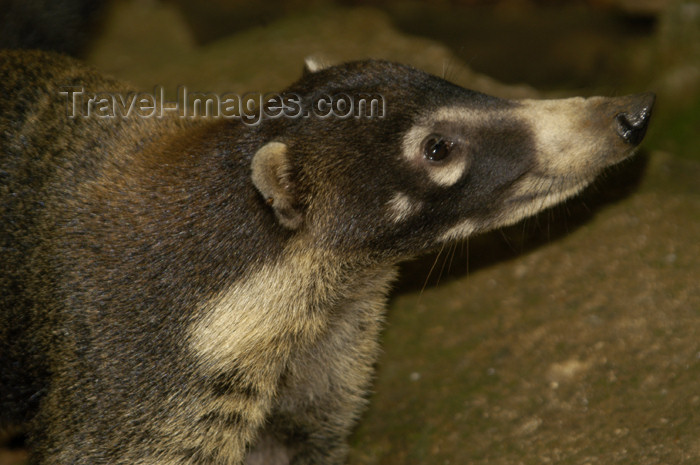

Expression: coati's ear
xmin=303 ymin=55 xmax=330 ymax=75
xmin=251 ymin=142 xmax=303 ymax=230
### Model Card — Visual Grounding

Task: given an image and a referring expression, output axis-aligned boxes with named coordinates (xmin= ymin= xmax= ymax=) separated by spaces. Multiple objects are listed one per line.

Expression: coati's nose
xmin=614 ymin=92 xmax=655 ymax=146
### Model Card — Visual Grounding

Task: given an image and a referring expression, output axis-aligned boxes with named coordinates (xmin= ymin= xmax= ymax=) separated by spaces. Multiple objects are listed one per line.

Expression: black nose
xmin=615 ymin=93 xmax=655 ymax=146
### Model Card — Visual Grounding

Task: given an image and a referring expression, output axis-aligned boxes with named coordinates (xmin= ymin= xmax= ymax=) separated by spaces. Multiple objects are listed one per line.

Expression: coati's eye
xmin=423 ymin=136 xmax=454 ymax=162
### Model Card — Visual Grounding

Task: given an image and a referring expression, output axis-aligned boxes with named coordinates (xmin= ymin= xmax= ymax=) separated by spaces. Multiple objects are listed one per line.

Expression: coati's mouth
xmin=505 ymin=173 xmax=594 ymax=206
xmin=494 ymin=174 xmax=595 ymax=229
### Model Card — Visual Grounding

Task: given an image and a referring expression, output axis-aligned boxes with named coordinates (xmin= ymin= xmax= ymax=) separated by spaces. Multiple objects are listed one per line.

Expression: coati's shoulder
xmin=0 ymin=50 xmax=191 ymax=193
xmin=0 ymin=48 xmax=189 ymax=136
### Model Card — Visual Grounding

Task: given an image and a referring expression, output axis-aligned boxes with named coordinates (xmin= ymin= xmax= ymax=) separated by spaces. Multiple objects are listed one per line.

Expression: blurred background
xmin=1 ymin=1 xmax=699 ymax=464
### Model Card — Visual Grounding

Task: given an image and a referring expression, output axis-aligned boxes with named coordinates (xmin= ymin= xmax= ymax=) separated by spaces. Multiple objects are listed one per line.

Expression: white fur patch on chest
xmin=189 ymin=251 xmax=326 ymax=374
xmin=188 ymin=245 xmax=398 ymax=377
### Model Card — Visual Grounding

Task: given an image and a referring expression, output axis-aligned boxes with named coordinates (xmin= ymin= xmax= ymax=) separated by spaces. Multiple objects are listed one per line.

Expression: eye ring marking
xmin=423 ymin=135 xmax=454 ymax=162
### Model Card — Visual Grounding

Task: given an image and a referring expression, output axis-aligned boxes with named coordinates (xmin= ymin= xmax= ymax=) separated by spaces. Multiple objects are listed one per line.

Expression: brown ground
xmin=2 ymin=1 xmax=699 ymax=464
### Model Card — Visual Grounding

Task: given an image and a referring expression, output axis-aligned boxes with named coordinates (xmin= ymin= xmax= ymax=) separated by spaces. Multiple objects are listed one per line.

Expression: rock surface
xmin=85 ymin=0 xmax=536 ymax=99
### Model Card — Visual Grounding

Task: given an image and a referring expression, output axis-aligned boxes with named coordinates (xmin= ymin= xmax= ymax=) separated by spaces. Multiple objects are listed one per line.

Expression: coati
xmin=0 ymin=50 xmax=653 ymax=464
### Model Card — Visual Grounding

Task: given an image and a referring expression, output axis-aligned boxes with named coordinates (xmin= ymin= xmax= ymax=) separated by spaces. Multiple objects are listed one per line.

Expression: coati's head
xmin=251 ymin=60 xmax=654 ymax=259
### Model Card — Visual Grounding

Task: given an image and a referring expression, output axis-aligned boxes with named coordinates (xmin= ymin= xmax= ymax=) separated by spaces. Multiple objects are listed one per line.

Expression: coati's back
xmin=0 ymin=50 xmax=184 ymax=426
xmin=0 ymin=50 xmax=93 ymax=424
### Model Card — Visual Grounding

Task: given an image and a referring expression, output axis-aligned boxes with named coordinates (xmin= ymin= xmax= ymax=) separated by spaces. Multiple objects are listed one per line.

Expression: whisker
xmin=446 ymin=242 xmax=457 ymax=277
xmin=464 ymin=236 xmax=470 ymax=277
xmin=421 ymin=243 xmax=446 ymax=294
xmin=436 ymin=242 xmax=457 ymax=286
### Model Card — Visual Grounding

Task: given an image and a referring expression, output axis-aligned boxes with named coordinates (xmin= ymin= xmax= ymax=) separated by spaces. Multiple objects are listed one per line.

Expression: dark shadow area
xmin=0 ymin=434 xmax=25 ymax=451
xmin=0 ymin=430 xmax=27 ymax=465
xmin=0 ymin=0 xmax=109 ymax=56
xmin=392 ymin=149 xmax=650 ymax=295
xmin=374 ymin=1 xmax=658 ymax=92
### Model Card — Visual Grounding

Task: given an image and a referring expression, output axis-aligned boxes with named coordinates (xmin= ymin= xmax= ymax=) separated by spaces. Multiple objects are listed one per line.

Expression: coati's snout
xmin=398 ymin=90 xmax=655 ymax=245
xmin=454 ymin=92 xmax=654 ymax=236
xmin=517 ymin=92 xmax=655 ymax=175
